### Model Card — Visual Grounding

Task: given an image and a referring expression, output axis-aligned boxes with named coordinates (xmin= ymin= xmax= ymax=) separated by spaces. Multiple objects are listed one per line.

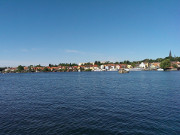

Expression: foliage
xmin=120 ymin=60 xmax=132 ymax=64
xmin=114 ymin=62 xmax=119 ymax=64
xmin=58 ymin=63 xmax=78 ymax=66
xmin=28 ymin=67 xmax=32 ymax=72
xmin=103 ymin=61 xmax=113 ymax=64
xmin=131 ymin=63 xmax=136 ymax=68
xmin=28 ymin=65 xmax=33 ymax=72
xmin=43 ymin=67 xmax=50 ymax=72
xmin=156 ymin=58 xmax=163 ymax=62
xmin=172 ymin=64 xmax=178 ymax=68
xmin=35 ymin=64 xmax=42 ymax=67
xmin=17 ymin=65 xmax=24 ymax=72
xmin=82 ymin=62 xmax=93 ymax=66
xmin=37 ymin=68 xmax=42 ymax=71
xmin=123 ymin=60 xmax=130 ymax=64
xmin=49 ymin=64 xmax=58 ymax=67
xmin=94 ymin=61 xmax=101 ymax=66
xmin=85 ymin=69 xmax=92 ymax=71
xmin=64 ymin=68 xmax=68 ymax=72
xmin=160 ymin=59 xmax=171 ymax=70
xmin=80 ymin=67 xmax=84 ymax=71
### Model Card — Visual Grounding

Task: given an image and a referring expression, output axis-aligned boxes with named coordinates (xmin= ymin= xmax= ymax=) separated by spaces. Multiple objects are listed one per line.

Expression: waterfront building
xmin=5 ymin=67 xmax=17 ymax=72
xmin=105 ymin=66 xmax=109 ymax=70
xmin=100 ymin=65 xmax=105 ymax=70
xmin=24 ymin=67 xmax=29 ymax=71
xmin=150 ymin=62 xmax=160 ymax=70
xmin=177 ymin=62 xmax=180 ymax=67
xmin=116 ymin=65 xmax=120 ymax=70
xmin=119 ymin=64 xmax=127 ymax=68
xmin=127 ymin=65 xmax=133 ymax=69
xmin=139 ymin=62 xmax=146 ymax=69
xmin=144 ymin=62 xmax=149 ymax=68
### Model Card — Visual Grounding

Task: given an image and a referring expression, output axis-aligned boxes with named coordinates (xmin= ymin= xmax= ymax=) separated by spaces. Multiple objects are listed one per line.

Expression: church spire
xmin=169 ymin=50 xmax=172 ymax=57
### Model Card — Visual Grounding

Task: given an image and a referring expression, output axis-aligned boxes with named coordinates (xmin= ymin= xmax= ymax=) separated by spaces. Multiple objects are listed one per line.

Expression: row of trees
xmin=160 ymin=59 xmax=178 ymax=70
xmin=49 ymin=63 xmax=78 ymax=67
xmin=15 ymin=65 xmax=92 ymax=73
xmin=160 ymin=59 xmax=171 ymax=70
xmin=7 ymin=55 xmax=180 ymax=73
xmin=17 ymin=55 xmax=180 ymax=69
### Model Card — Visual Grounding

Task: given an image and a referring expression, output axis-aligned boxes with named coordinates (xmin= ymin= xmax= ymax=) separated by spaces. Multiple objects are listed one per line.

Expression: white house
xmin=100 ymin=65 xmax=105 ymax=69
xmin=139 ymin=62 xmax=146 ymax=69
xmin=105 ymin=66 xmax=109 ymax=70
xmin=116 ymin=65 xmax=120 ymax=70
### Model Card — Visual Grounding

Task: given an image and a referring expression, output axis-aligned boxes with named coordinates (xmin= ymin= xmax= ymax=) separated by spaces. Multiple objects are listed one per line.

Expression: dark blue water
xmin=0 ymin=71 xmax=180 ymax=135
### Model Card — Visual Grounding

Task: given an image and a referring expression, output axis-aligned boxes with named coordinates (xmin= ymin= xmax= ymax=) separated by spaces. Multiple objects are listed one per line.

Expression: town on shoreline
xmin=1 ymin=52 xmax=180 ymax=73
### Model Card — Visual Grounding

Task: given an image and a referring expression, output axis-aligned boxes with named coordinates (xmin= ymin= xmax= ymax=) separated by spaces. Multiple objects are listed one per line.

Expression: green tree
xmin=160 ymin=59 xmax=171 ymax=70
xmin=156 ymin=58 xmax=163 ymax=62
xmin=131 ymin=63 xmax=136 ymax=68
xmin=94 ymin=61 xmax=101 ymax=66
xmin=43 ymin=67 xmax=50 ymax=72
xmin=172 ymin=64 xmax=178 ymax=68
xmin=28 ymin=65 xmax=33 ymax=72
xmin=17 ymin=65 xmax=24 ymax=72
xmin=36 ymin=64 xmax=42 ymax=67
xmin=37 ymin=69 xmax=42 ymax=72
xmin=58 ymin=63 xmax=77 ymax=66
xmin=114 ymin=62 xmax=119 ymax=64
xmin=85 ymin=69 xmax=92 ymax=71
xmin=80 ymin=67 xmax=84 ymax=71
xmin=64 ymin=68 xmax=68 ymax=72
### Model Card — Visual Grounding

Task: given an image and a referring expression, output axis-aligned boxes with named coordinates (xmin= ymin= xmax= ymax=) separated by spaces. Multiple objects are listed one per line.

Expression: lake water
xmin=0 ymin=71 xmax=180 ymax=135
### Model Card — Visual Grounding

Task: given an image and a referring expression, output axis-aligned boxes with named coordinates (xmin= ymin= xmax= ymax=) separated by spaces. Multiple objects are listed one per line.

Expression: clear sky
xmin=0 ymin=0 xmax=180 ymax=66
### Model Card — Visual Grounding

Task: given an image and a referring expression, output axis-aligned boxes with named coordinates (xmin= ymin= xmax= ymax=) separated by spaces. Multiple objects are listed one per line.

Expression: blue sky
xmin=0 ymin=0 xmax=180 ymax=66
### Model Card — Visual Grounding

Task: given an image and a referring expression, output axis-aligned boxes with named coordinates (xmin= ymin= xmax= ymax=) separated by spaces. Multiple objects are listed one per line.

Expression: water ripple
xmin=0 ymin=72 xmax=180 ymax=135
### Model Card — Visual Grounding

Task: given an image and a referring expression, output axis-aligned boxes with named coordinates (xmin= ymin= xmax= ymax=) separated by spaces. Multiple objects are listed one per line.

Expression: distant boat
xmin=109 ymin=69 xmax=118 ymax=71
xmin=129 ymin=68 xmax=143 ymax=71
xmin=118 ymin=69 xmax=129 ymax=74
xmin=124 ymin=68 xmax=130 ymax=72
xmin=157 ymin=68 xmax=164 ymax=71
xmin=94 ymin=69 xmax=102 ymax=71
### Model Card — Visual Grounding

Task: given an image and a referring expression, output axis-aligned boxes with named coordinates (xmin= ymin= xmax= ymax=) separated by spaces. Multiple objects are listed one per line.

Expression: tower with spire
xmin=169 ymin=50 xmax=172 ymax=57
